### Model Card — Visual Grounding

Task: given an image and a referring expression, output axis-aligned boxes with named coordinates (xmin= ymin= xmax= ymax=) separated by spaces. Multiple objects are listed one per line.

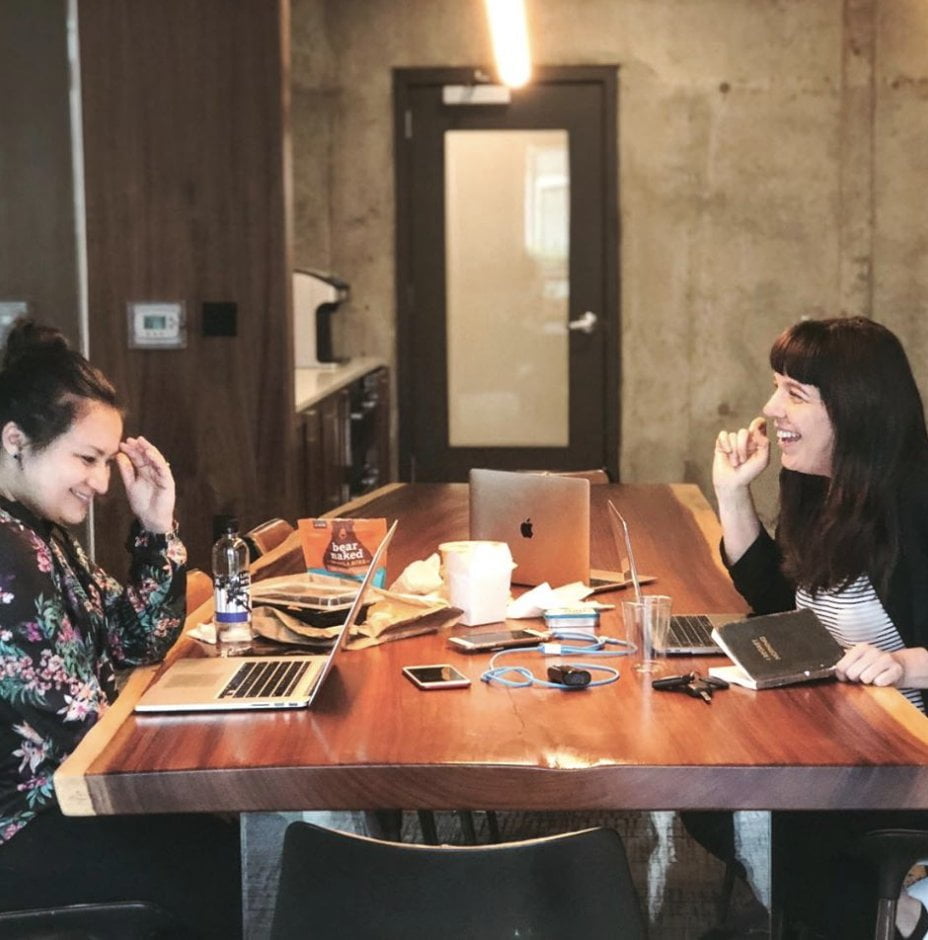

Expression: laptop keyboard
xmin=220 ymin=660 xmax=311 ymax=700
xmin=668 ymin=615 xmax=716 ymax=648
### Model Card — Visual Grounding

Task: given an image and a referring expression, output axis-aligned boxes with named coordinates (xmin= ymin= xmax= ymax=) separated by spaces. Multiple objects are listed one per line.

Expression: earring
xmin=12 ymin=452 xmax=22 ymax=463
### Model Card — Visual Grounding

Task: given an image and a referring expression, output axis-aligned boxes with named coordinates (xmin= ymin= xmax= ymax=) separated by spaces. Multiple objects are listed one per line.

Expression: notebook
xmin=607 ymin=500 xmax=737 ymax=655
xmin=708 ymin=608 xmax=843 ymax=689
xmin=469 ymin=469 xmax=590 ymax=587
xmin=135 ymin=520 xmax=398 ymax=712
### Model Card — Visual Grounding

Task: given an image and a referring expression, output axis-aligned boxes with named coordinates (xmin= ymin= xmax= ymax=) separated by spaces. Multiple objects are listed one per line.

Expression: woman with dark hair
xmin=0 ymin=320 xmax=241 ymax=938
xmin=709 ymin=316 xmax=928 ymax=938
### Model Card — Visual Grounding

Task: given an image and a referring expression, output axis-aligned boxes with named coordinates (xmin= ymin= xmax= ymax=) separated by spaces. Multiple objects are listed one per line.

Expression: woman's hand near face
xmin=713 ymin=417 xmax=770 ymax=565
xmin=713 ymin=416 xmax=770 ymax=494
xmin=835 ymin=643 xmax=904 ymax=687
xmin=116 ymin=436 xmax=176 ymax=534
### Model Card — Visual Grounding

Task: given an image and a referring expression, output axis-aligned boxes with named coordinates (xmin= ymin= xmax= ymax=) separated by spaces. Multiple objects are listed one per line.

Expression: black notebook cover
xmin=710 ymin=608 xmax=844 ymax=689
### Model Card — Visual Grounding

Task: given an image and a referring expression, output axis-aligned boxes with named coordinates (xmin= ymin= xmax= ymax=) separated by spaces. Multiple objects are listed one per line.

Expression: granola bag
xmin=297 ymin=517 xmax=388 ymax=587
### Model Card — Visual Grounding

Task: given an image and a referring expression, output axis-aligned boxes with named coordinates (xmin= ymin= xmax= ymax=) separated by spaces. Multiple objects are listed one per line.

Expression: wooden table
xmin=55 ymin=483 xmax=928 ymax=817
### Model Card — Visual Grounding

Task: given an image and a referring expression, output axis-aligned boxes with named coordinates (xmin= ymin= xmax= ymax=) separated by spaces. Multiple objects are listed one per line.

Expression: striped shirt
xmin=796 ymin=576 xmax=923 ymax=711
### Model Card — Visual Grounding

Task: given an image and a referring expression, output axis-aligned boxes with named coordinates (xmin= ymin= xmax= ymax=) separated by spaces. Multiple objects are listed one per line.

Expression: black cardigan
xmin=725 ymin=478 xmax=928 ymax=707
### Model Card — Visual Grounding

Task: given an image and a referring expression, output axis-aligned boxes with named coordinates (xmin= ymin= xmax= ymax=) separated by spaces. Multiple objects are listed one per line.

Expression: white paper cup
xmin=439 ymin=540 xmax=513 ymax=627
xmin=622 ymin=595 xmax=672 ymax=674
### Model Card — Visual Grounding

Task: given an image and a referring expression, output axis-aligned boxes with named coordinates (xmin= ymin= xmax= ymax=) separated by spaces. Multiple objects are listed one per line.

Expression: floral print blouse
xmin=0 ymin=497 xmax=186 ymax=844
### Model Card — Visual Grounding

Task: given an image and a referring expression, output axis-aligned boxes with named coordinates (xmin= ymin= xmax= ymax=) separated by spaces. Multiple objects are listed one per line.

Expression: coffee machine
xmin=293 ymin=268 xmax=350 ymax=368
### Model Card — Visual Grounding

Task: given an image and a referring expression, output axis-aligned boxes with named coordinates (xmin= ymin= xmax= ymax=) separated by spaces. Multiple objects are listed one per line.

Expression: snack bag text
xmin=298 ymin=517 xmax=388 ymax=587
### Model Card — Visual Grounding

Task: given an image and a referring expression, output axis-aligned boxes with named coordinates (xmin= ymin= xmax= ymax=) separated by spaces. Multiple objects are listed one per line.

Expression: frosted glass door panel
xmin=446 ymin=130 xmax=569 ymax=447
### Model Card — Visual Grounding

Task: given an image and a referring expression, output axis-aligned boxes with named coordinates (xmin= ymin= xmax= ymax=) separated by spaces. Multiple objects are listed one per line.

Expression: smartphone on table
xmin=447 ymin=628 xmax=547 ymax=653
xmin=402 ymin=664 xmax=472 ymax=690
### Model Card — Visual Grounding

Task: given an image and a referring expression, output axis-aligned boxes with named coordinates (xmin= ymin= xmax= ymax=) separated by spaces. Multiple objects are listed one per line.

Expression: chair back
xmin=186 ymin=568 xmax=213 ymax=612
xmin=853 ymin=828 xmax=928 ymax=940
xmin=855 ymin=828 xmax=928 ymax=900
xmin=270 ymin=822 xmax=645 ymax=939
xmin=245 ymin=518 xmax=296 ymax=558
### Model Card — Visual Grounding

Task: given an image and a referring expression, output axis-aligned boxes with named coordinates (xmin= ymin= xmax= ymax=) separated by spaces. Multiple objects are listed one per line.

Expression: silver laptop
xmin=469 ymin=469 xmax=590 ymax=587
xmin=607 ymin=501 xmax=736 ymax=655
xmin=135 ymin=521 xmax=397 ymax=712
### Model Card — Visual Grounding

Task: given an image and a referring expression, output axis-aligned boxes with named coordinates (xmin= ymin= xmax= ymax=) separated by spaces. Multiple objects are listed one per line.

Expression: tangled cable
xmin=480 ymin=631 xmax=637 ymax=690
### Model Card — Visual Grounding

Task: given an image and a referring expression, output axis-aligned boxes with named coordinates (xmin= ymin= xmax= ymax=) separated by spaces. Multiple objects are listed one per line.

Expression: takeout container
xmin=438 ymin=540 xmax=514 ymax=626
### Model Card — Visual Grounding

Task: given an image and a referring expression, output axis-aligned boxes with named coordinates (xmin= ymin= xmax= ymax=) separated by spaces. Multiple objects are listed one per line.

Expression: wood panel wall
xmin=78 ymin=0 xmax=296 ymax=575
xmin=0 ymin=0 xmax=80 ymax=342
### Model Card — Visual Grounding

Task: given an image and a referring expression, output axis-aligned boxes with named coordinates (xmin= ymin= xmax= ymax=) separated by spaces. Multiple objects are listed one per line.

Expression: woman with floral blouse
xmin=0 ymin=320 xmax=240 ymax=938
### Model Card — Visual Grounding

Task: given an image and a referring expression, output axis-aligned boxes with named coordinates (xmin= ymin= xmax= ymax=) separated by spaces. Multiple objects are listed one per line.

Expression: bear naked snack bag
xmin=298 ymin=517 xmax=388 ymax=588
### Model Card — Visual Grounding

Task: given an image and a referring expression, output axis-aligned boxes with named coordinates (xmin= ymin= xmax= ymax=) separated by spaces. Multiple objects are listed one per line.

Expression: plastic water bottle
xmin=212 ymin=520 xmax=252 ymax=646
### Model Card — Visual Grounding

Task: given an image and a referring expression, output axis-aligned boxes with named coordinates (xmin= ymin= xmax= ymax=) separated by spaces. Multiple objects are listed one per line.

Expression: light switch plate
xmin=127 ymin=301 xmax=186 ymax=349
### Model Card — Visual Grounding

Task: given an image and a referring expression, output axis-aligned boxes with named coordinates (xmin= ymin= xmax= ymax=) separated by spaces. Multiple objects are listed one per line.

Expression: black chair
xmin=0 ymin=900 xmax=177 ymax=939
xmin=854 ymin=829 xmax=928 ymax=940
xmin=270 ymin=821 xmax=646 ymax=939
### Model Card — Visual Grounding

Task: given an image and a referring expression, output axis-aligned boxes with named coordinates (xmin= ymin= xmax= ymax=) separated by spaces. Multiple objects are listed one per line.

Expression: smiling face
xmin=762 ymin=372 xmax=835 ymax=477
xmin=3 ymin=400 xmax=123 ymax=526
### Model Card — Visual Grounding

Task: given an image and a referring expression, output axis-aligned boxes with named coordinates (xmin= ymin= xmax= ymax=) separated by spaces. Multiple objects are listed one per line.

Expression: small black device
xmin=447 ymin=629 xmax=547 ymax=653
xmin=547 ymin=665 xmax=592 ymax=689
xmin=402 ymin=664 xmax=471 ymax=690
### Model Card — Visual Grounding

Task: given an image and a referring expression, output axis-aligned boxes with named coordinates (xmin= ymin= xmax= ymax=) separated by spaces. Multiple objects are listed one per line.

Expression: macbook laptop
xmin=607 ymin=501 xmax=737 ymax=655
xmin=469 ymin=468 xmax=656 ymax=592
xmin=135 ymin=520 xmax=397 ymax=712
xmin=469 ymin=469 xmax=590 ymax=587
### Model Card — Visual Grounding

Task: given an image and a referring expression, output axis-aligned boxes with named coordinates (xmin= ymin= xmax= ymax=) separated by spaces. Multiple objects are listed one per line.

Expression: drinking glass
xmin=622 ymin=595 xmax=672 ymax=674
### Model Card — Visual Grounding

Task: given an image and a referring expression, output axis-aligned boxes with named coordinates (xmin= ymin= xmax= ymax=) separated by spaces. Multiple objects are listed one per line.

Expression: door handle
xmin=567 ymin=311 xmax=598 ymax=334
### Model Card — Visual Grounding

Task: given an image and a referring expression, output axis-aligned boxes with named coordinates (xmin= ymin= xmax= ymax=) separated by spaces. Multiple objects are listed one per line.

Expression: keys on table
xmin=651 ymin=671 xmax=729 ymax=704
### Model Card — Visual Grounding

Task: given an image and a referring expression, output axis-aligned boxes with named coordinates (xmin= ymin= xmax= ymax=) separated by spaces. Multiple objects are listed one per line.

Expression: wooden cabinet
xmin=300 ymin=366 xmax=390 ymax=516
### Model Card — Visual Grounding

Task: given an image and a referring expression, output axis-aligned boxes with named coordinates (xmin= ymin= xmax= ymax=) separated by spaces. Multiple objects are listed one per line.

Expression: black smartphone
xmin=447 ymin=629 xmax=547 ymax=653
xmin=402 ymin=664 xmax=472 ymax=690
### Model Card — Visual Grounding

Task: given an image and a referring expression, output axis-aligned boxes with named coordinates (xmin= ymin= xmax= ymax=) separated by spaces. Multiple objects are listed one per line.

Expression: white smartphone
xmin=447 ymin=628 xmax=547 ymax=653
xmin=402 ymin=664 xmax=472 ymax=690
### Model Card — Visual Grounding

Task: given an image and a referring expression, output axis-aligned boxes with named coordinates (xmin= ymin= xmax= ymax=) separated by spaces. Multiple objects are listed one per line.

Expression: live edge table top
xmin=55 ymin=483 xmax=928 ymax=817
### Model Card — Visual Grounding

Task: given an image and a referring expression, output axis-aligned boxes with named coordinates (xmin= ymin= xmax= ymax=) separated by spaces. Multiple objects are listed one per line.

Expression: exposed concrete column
xmin=838 ymin=0 xmax=876 ymax=318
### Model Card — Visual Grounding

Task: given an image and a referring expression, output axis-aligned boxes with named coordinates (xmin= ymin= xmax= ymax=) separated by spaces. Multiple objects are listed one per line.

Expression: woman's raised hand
xmin=116 ymin=436 xmax=176 ymax=534
xmin=713 ymin=416 xmax=770 ymax=494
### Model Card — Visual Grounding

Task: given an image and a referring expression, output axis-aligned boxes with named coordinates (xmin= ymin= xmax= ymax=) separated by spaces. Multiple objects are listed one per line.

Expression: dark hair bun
xmin=0 ymin=317 xmax=120 ymax=452
xmin=2 ymin=318 xmax=71 ymax=371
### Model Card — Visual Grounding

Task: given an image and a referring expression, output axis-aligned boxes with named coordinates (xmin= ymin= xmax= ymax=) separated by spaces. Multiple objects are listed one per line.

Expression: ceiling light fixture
xmin=484 ymin=0 xmax=532 ymax=88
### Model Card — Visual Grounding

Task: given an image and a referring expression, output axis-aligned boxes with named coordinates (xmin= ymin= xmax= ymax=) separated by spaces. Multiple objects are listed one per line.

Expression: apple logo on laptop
xmin=520 ymin=518 xmax=534 ymax=539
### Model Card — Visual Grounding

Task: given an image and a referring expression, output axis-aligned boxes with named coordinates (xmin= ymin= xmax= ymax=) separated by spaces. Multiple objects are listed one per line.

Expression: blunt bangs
xmin=768 ymin=320 xmax=830 ymax=388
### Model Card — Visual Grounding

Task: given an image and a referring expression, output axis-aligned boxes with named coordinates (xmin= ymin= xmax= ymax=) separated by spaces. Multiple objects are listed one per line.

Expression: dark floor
xmin=242 ymin=809 xmax=771 ymax=939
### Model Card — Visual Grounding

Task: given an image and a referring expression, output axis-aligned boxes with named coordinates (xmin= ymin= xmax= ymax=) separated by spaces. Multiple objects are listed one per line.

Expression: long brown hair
xmin=772 ymin=317 xmax=928 ymax=595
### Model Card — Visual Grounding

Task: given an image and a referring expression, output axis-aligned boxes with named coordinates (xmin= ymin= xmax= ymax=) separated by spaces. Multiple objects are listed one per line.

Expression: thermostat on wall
xmin=127 ymin=302 xmax=186 ymax=349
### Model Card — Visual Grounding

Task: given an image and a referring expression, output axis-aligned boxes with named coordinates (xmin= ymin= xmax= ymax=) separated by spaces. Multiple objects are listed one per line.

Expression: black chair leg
xmin=485 ymin=811 xmax=501 ymax=843
xmin=457 ymin=811 xmax=477 ymax=844
xmin=417 ymin=810 xmax=439 ymax=845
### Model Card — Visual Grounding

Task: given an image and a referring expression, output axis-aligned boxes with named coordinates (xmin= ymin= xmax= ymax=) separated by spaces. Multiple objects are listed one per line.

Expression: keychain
xmin=651 ymin=671 xmax=730 ymax=704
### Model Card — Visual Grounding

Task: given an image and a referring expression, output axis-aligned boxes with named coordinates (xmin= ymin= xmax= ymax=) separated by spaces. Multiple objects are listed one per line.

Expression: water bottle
xmin=212 ymin=520 xmax=252 ymax=646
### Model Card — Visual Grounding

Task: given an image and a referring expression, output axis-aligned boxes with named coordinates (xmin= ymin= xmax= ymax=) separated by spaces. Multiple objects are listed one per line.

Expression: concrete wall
xmin=291 ymin=0 xmax=928 ymax=524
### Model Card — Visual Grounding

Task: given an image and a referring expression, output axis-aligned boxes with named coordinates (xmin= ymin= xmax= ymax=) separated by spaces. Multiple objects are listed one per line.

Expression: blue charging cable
xmin=480 ymin=631 xmax=637 ymax=690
